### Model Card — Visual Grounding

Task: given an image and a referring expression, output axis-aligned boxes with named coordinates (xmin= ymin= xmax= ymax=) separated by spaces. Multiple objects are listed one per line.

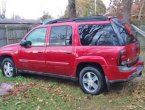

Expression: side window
xmin=26 ymin=28 xmax=47 ymax=46
xmin=79 ymin=24 xmax=119 ymax=46
xmin=50 ymin=26 xmax=72 ymax=46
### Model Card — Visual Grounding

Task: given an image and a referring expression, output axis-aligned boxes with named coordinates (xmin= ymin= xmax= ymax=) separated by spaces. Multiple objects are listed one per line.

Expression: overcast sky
xmin=0 ymin=0 xmax=110 ymax=19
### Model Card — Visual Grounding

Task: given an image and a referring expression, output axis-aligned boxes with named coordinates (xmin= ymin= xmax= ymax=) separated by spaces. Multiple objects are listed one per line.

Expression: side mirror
xmin=20 ymin=40 xmax=32 ymax=47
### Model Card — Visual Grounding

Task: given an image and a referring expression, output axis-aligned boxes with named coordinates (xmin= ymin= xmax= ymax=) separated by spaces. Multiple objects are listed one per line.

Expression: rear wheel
xmin=1 ymin=58 xmax=17 ymax=77
xmin=79 ymin=66 xmax=105 ymax=95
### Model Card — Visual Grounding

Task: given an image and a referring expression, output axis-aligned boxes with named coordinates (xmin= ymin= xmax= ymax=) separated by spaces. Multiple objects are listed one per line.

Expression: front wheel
xmin=79 ymin=66 xmax=105 ymax=95
xmin=1 ymin=58 xmax=17 ymax=77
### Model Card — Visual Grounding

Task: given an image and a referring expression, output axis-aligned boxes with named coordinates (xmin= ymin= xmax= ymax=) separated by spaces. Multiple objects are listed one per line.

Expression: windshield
xmin=111 ymin=18 xmax=137 ymax=46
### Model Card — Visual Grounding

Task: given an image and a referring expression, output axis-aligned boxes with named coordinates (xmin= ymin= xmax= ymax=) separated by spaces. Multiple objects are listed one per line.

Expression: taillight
xmin=117 ymin=49 xmax=127 ymax=66
xmin=136 ymin=42 xmax=140 ymax=54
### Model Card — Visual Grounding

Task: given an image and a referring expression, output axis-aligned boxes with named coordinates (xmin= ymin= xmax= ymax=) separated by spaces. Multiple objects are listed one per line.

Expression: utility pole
xmin=95 ymin=0 xmax=96 ymax=15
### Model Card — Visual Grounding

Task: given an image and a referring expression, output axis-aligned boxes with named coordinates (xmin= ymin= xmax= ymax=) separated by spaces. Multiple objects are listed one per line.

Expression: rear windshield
xmin=79 ymin=24 xmax=120 ymax=46
xmin=111 ymin=18 xmax=137 ymax=45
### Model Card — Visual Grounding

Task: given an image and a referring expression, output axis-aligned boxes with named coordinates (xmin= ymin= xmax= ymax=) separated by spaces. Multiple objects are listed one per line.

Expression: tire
xmin=1 ymin=58 xmax=17 ymax=77
xmin=79 ymin=66 xmax=105 ymax=95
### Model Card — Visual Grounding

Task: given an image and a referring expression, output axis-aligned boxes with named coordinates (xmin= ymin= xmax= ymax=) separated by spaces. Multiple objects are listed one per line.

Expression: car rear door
xmin=19 ymin=27 xmax=48 ymax=72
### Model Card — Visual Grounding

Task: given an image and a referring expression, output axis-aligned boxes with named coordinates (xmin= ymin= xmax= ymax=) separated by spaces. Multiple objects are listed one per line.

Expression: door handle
xmin=66 ymin=52 xmax=72 ymax=54
xmin=38 ymin=51 xmax=43 ymax=53
xmin=31 ymin=51 xmax=43 ymax=53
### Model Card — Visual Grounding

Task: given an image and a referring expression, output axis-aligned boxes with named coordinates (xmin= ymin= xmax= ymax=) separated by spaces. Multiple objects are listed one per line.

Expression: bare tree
xmin=40 ymin=11 xmax=52 ymax=21
xmin=2 ymin=0 xmax=6 ymax=15
xmin=138 ymin=0 xmax=145 ymax=20
xmin=122 ymin=0 xmax=133 ymax=23
xmin=68 ymin=0 xmax=76 ymax=18
xmin=107 ymin=0 xmax=123 ymax=17
xmin=0 ymin=0 xmax=6 ymax=19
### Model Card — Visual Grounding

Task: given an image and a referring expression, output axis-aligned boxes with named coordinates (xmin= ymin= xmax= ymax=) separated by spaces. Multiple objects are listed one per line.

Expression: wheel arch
xmin=76 ymin=62 xmax=105 ymax=78
xmin=0 ymin=54 xmax=14 ymax=67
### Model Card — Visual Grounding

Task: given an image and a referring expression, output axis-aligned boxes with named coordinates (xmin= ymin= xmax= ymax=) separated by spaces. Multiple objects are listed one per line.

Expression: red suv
xmin=0 ymin=16 xmax=144 ymax=95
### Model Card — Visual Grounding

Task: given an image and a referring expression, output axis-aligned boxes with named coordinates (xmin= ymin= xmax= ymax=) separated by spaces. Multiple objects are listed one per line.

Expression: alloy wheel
xmin=82 ymin=72 xmax=99 ymax=93
xmin=3 ymin=61 xmax=14 ymax=77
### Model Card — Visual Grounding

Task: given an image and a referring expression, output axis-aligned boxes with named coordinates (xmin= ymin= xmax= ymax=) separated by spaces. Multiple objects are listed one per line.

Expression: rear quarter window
xmin=111 ymin=18 xmax=137 ymax=45
xmin=79 ymin=24 xmax=120 ymax=46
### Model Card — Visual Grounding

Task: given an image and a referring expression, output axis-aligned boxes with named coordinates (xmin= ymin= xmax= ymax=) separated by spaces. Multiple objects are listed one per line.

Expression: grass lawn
xmin=0 ymin=50 xmax=145 ymax=110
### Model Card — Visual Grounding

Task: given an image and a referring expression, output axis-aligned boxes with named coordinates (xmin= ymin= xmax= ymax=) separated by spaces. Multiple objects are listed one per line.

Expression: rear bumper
xmin=106 ymin=56 xmax=144 ymax=83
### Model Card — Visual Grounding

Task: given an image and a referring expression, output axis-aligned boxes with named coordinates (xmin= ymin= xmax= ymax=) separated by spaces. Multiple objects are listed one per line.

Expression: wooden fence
xmin=0 ymin=24 xmax=33 ymax=47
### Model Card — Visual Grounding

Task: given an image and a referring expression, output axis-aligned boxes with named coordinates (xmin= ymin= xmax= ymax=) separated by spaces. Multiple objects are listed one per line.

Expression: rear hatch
xmin=125 ymin=42 xmax=140 ymax=65
xmin=111 ymin=18 xmax=140 ymax=66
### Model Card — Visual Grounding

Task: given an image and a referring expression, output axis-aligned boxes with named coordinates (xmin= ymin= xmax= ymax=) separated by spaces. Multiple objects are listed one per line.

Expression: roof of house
xmin=0 ymin=19 xmax=40 ymax=24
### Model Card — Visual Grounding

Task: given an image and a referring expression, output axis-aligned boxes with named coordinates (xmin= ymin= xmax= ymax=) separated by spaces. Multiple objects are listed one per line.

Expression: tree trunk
xmin=138 ymin=0 xmax=145 ymax=20
xmin=68 ymin=0 xmax=76 ymax=18
xmin=122 ymin=0 xmax=133 ymax=23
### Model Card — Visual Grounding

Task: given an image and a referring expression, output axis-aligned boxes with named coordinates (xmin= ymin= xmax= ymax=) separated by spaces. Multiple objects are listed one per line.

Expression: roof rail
xmin=44 ymin=16 xmax=108 ymax=24
xmin=45 ymin=18 xmax=73 ymax=24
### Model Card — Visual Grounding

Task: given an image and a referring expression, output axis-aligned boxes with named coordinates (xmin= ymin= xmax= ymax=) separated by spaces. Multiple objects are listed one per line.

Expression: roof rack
xmin=44 ymin=16 xmax=108 ymax=24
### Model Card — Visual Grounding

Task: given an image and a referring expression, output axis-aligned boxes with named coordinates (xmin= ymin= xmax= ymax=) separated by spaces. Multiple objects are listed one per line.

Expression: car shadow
xmin=20 ymin=72 xmax=138 ymax=95
xmin=103 ymin=80 xmax=138 ymax=96
xmin=20 ymin=72 xmax=79 ymax=87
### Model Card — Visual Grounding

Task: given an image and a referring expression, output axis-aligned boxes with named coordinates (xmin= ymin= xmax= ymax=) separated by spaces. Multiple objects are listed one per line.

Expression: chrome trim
xmin=19 ymin=59 xmax=28 ymax=63
xmin=46 ymin=61 xmax=69 ymax=65
xmin=19 ymin=59 xmax=45 ymax=63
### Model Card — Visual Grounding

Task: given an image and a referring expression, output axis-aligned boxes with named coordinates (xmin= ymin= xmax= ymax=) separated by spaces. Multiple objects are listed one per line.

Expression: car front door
xmin=45 ymin=25 xmax=75 ymax=76
xmin=19 ymin=27 xmax=48 ymax=72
